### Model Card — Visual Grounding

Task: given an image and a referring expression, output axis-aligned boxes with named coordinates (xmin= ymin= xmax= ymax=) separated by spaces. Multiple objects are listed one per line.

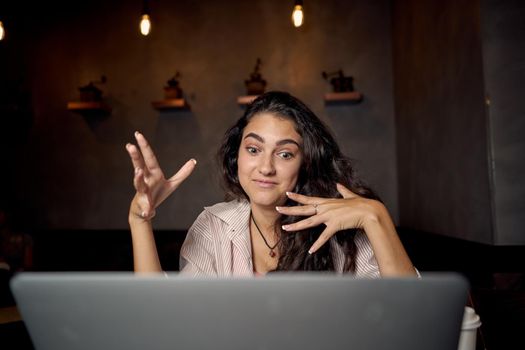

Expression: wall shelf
xmin=67 ymin=101 xmax=111 ymax=113
xmin=237 ymin=95 xmax=259 ymax=106
xmin=323 ymin=91 xmax=363 ymax=104
xmin=152 ymin=99 xmax=190 ymax=111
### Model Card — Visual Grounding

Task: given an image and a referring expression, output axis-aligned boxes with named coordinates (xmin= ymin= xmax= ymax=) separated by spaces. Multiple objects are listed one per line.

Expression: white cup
xmin=457 ymin=306 xmax=482 ymax=350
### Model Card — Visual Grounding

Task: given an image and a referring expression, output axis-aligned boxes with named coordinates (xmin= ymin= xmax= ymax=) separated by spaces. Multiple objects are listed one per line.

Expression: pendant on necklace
xmin=269 ymin=250 xmax=276 ymax=258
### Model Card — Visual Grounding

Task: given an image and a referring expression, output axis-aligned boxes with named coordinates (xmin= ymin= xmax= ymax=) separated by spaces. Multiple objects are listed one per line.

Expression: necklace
xmin=251 ymin=213 xmax=280 ymax=258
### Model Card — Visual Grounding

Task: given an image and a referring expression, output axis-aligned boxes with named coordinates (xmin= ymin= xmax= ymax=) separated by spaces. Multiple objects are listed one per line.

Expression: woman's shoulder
xmin=188 ymin=199 xmax=251 ymax=239
xmin=203 ymin=199 xmax=250 ymax=221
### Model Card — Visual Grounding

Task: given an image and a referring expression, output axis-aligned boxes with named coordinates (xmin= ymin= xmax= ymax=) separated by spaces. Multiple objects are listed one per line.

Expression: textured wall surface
xmin=481 ymin=0 xmax=525 ymax=245
xmin=392 ymin=0 xmax=494 ymax=243
xmin=0 ymin=0 xmax=398 ymax=230
xmin=392 ymin=0 xmax=525 ymax=245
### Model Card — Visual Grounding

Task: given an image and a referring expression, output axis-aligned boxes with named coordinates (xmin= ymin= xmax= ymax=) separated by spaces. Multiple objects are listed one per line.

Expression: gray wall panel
xmin=393 ymin=0 xmax=494 ymax=243
xmin=481 ymin=0 xmax=525 ymax=245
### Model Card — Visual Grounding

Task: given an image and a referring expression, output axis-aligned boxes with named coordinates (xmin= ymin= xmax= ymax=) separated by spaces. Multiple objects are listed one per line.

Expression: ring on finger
xmin=313 ymin=204 xmax=318 ymax=214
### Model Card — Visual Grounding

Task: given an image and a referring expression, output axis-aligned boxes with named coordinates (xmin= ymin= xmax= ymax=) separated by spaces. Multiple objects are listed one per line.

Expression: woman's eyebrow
xmin=244 ymin=132 xmax=301 ymax=148
xmin=276 ymin=139 xmax=301 ymax=147
xmin=244 ymin=132 xmax=264 ymax=143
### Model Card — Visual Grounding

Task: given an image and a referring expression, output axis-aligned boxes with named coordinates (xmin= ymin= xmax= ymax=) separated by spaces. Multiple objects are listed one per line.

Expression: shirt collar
xmin=204 ymin=199 xmax=251 ymax=240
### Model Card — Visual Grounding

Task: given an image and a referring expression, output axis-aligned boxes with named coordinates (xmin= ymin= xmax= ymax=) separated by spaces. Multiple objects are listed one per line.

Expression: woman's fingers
xmin=286 ymin=184 xmax=360 ymax=204
xmin=336 ymin=183 xmax=359 ymax=199
xmin=150 ymin=159 xmax=198 ymax=206
xmin=281 ymin=186 xmax=367 ymax=254
xmin=285 ymin=191 xmax=325 ymax=205
xmin=281 ymin=214 xmax=325 ymax=232
xmin=281 ymin=211 xmax=340 ymax=254
xmin=126 ymin=143 xmax=146 ymax=172
xmin=127 ymin=133 xmax=193 ymax=221
xmin=281 ymin=215 xmax=336 ymax=254
xmin=308 ymin=227 xmax=336 ymax=254
xmin=134 ymin=131 xmax=161 ymax=173
xmin=133 ymin=167 xmax=148 ymax=194
xmin=276 ymin=204 xmax=318 ymax=216
xmin=167 ymin=159 xmax=197 ymax=190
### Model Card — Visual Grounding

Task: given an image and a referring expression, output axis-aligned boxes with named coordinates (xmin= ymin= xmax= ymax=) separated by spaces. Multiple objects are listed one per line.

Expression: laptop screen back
xmin=10 ymin=272 xmax=468 ymax=350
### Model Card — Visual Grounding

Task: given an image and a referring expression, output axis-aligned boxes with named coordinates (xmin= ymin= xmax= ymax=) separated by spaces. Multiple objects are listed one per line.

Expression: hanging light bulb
xmin=291 ymin=0 xmax=304 ymax=28
xmin=0 ymin=21 xmax=5 ymax=41
xmin=139 ymin=0 xmax=151 ymax=36
xmin=140 ymin=14 xmax=151 ymax=36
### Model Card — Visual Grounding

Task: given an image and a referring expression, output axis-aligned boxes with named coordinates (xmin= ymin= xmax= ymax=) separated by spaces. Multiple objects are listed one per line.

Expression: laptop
xmin=10 ymin=272 xmax=468 ymax=350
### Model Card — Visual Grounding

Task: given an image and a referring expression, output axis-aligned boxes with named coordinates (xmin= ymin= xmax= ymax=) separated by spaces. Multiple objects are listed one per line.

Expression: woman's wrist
xmin=129 ymin=212 xmax=148 ymax=224
xmin=361 ymin=199 xmax=388 ymax=231
xmin=128 ymin=194 xmax=157 ymax=224
xmin=359 ymin=200 xmax=417 ymax=276
xmin=128 ymin=206 xmax=155 ymax=225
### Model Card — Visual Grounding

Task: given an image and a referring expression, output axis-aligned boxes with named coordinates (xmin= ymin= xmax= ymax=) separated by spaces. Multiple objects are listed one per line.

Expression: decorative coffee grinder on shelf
xmin=322 ymin=70 xmax=354 ymax=92
xmin=244 ymin=58 xmax=266 ymax=96
xmin=321 ymin=69 xmax=363 ymax=103
xmin=164 ymin=72 xmax=183 ymax=99
xmin=78 ymin=76 xmax=107 ymax=102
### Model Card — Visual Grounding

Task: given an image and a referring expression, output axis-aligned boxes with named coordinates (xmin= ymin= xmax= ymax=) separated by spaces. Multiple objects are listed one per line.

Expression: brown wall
xmin=392 ymin=0 xmax=525 ymax=245
xmin=0 ymin=0 xmax=398 ymax=230
xmin=392 ymin=0 xmax=494 ymax=243
xmin=3 ymin=0 xmax=522 ymax=244
xmin=481 ymin=0 xmax=525 ymax=245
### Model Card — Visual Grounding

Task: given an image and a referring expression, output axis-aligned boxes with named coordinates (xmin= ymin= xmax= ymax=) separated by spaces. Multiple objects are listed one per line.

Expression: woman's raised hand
xmin=276 ymin=183 xmax=386 ymax=254
xmin=278 ymin=183 xmax=416 ymax=276
xmin=126 ymin=131 xmax=196 ymax=221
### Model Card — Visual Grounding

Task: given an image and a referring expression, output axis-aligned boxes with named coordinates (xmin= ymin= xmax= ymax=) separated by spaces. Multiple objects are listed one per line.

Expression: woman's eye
xmin=278 ymin=152 xmax=294 ymax=159
xmin=246 ymin=147 xmax=259 ymax=154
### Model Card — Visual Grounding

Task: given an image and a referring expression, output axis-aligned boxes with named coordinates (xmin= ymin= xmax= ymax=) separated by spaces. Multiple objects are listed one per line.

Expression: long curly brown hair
xmin=217 ymin=91 xmax=379 ymax=272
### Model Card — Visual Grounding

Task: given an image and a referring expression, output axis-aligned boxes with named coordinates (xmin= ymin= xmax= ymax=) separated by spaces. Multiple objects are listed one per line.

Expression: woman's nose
xmin=258 ymin=154 xmax=276 ymax=176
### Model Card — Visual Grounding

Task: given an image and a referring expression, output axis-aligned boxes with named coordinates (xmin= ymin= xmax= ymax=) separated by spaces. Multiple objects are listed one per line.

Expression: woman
xmin=126 ymin=91 xmax=416 ymax=277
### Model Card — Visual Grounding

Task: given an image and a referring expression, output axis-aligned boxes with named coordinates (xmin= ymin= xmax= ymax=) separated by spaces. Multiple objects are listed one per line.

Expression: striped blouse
xmin=179 ymin=199 xmax=380 ymax=278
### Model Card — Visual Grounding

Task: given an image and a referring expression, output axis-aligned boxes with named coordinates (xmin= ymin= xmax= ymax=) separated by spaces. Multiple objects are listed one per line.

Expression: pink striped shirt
xmin=179 ymin=200 xmax=380 ymax=278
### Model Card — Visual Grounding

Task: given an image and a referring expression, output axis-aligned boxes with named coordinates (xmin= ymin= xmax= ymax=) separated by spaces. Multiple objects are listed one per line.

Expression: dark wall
xmin=0 ymin=0 xmax=398 ymax=230
xmin=481 ymin=0 xmax=525 ymax=245
xmin=392 ymin=0 xmax=525 ymax=245
xmin=392 ymin=0 xmax=494 ymax=244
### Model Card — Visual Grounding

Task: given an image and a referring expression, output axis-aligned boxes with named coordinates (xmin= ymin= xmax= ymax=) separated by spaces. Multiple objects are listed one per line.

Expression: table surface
xmin=0 ymin=306 xmax=22 ymax=324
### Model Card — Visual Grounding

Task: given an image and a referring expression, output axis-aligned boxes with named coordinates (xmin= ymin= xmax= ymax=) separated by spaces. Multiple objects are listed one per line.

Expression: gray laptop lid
xmin=10 ymin=272 xmax=468 ymax=350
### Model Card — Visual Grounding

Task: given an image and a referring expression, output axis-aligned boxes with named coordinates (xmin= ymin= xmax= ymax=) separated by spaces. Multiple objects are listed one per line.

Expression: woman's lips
xmin=253 ymin=179 xmax=278 ymax=188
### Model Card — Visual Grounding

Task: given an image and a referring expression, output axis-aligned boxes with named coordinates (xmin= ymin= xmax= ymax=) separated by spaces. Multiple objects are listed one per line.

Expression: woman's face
xmin=237 ymin=112 xmax=303 ymax=209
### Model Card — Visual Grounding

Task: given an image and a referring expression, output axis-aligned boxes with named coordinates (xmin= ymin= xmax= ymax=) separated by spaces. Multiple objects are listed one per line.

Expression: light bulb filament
xmin=292 ymin=5 xmax=304 ymax=27
xmin=140 ymin=14 xmax=151 ymax=36
xmin=0 ymin=21 xmax=5 ymax=41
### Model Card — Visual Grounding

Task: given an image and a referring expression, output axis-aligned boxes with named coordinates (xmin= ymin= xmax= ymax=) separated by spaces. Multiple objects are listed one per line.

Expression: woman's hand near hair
xmin=276 ymin=183 xmax=416 ymax=277
xmin=125 ymin=131 xmax=196 ymax=273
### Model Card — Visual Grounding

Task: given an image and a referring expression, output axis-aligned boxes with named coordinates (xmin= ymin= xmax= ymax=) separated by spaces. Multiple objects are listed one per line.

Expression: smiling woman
xmin=126 ymin=91 xmax=417 ymax=277
xmin=238 ymin=114 xmax=303 ymax=209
